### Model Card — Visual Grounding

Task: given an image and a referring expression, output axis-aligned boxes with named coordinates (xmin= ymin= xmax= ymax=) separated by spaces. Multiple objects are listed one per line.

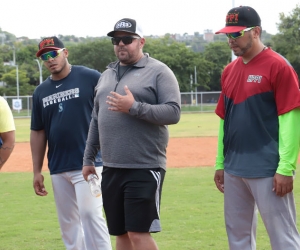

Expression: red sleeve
xmin=215 ymin=66 xmax=229 ymax=119
xmin=272 ymin=64 xmax=300 ymax=115
xmin=215 ymin=93 xmax=225 ymax=119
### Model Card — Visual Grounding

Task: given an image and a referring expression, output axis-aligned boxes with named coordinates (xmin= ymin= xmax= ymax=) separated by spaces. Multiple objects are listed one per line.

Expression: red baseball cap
xmin=36 ymin=36 xmax=65 ymax=57
xmin=215 ymin=6 xmax=261 ymax=34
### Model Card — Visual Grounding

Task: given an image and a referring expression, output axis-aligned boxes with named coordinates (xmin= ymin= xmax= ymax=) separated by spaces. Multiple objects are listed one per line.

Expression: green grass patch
xmin=14 ymin=118 xmax=31 ymax=142
xmin=0 ymin=172 xmax=63 ymax=250
xmin=12 ymin=109 xmax=32 ymax=118
xmin=15 ymin=113 xmax=219 ymax=142
xmin=1 ymin=168 xmax=300 ymax=249
xmin=181 ymin=104 xmax=217 ymax=112
xmin=169 ymin=113 xmax=219 ymax=137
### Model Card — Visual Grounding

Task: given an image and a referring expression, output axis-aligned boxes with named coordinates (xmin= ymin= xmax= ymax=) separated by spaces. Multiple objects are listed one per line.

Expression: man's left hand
xmin=273 ymin=173 xmax=293 ymax=197
xmin=106 ymin=85 xmax=134 ymax=113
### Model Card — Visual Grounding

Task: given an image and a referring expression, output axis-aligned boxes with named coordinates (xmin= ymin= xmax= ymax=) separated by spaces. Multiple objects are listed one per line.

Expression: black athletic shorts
xmin=101 ymin=167 xmax=165 ymax=236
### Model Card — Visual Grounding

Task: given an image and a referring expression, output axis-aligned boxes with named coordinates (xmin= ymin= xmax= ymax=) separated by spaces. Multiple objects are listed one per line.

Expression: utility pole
xmin=12 ymin=46 xmax=19 ymax=99
xmin=11 ymin=46 xmax=21 ymax=113
xmin=190 ymin=74 xmax=193 ymax=105
xmin=35 ymin=59 xmax=43 ymax=84
xmin=194 ymin=66 xmax=198 ymax=105
xmin=0 ymin=33 xmax=5 ymax=45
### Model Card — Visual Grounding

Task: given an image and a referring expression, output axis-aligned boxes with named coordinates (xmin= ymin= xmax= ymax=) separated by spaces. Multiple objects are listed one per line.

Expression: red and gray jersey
xmin=216 ymin=48 xmax=300 ymax=178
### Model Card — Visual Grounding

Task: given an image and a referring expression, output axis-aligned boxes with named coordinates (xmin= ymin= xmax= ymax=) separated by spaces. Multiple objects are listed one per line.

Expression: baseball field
xmin=2 ymin=113 xmax=217 ymax=172
xmin=1 ymin=113 xmax=300 ymax=250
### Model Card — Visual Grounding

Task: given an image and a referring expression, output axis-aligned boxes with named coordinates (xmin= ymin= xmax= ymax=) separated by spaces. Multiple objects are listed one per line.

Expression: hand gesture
xmin=106 ymin=85 xmax=134 ymax=113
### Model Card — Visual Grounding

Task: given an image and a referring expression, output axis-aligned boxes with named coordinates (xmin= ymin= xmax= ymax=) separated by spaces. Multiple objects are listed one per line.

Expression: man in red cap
xmin=213 ymin=6 xmax=300 ymax=250
xmin=31 ymin=36 xmax=111 ymax=250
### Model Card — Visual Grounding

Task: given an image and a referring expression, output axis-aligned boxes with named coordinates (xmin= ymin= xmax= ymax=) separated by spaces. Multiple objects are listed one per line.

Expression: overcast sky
xmin=1 ymin=0 xmax=299 ymax=39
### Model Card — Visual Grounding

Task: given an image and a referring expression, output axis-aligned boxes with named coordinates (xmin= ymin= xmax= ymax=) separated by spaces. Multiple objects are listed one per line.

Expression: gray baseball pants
xmin=51 ymin=167 xmax=111 ymax=250
xmin=224 ymin=171 xmax=300 ymax=250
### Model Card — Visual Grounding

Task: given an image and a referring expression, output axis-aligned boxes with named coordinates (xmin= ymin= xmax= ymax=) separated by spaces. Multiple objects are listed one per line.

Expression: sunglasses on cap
xmin=40 ymin=48 xmax=65 ymax=61
xmin=226 ymin=27 xmax=255 ymax=39
xmin=111 ymin=36 xmax=140 ymax=45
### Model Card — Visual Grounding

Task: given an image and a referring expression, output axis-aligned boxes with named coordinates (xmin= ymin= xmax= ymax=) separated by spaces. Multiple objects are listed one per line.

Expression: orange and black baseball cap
xmin=36 ymin=36 xmax=65 ymax=57
xmin=215 ymin=6 xmax=261 ymax=34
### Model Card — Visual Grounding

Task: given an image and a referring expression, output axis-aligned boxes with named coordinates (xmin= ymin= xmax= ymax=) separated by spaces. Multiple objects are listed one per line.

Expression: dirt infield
xmin=3 ymin=137 xmax=300 ymax=172
xmin=2 ymin=137 xmax=217 ymax=172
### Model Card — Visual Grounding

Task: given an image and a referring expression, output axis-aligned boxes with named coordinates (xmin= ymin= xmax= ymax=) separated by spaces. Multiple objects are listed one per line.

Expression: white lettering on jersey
xmin=247 ymin=75 xmax=262 ymax=83
xmin=42 ymin=88 xmax=80 ymax=108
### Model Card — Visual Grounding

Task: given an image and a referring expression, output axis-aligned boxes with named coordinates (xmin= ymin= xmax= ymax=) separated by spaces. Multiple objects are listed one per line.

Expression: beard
xmin=115 ymin=43 xmax=141 ymax=65
xmin=232 ymin=35 xmax=253 ymax=57
xmin=117 ymin=50 xmax=132 ymax=65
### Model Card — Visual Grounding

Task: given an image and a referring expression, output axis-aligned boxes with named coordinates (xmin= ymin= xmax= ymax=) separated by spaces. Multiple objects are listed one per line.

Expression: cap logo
xmin=39 ymin=38 xmax=55 ymax=49
xmin=226 ymin=13 xmax=239 ymax=24
xmin=115 ymin=21 xmax=132 ymax=29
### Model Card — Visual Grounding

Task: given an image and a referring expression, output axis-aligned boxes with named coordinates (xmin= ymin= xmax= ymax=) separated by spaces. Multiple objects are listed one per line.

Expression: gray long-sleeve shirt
xmin=83 ymin=53 xmax=181 ymax=170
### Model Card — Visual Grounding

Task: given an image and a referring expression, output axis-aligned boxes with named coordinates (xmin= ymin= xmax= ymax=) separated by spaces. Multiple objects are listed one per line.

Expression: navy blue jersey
xmin=31 ymin=65 xmax=102 ymax=174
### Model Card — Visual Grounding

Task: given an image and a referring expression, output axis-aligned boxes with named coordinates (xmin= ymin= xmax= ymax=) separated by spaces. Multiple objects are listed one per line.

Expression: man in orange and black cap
xmin=213 ymin=6 xmax=300 ymax=250
xmin=31 ymin=36 xmax=111 ymax=250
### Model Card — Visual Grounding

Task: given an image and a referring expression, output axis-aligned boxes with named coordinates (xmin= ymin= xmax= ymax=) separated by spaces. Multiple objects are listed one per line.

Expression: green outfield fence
xmin=4 ymin=91 xmax=221 ymax=118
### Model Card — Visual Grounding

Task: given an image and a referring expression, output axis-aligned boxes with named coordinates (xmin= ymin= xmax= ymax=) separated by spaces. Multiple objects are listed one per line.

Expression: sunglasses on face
xmin=111 ymin=36 xmax=140 ymax=45
xmin=226 ymin=27 xmax=255 ymax=39
xmin=40 ymin=48 xmax=65 ymax=61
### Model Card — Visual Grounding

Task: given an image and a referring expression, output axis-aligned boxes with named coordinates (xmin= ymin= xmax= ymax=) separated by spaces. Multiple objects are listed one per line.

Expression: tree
xmin=68 ymin=39 xmax=116 ymax=72
xmin=14 ymin=44 xmax=46 ymax=86
xmin=0 ymin=27 xmax=279 ymax=95
xmin=0 ymin=67 xmax=34 ymax=96
xmin=0 ymin=56 xmax=5 ymax=79
xmin=272 ymin=5 xmax=300 ymax=76
xmin=203 ymin=42 xmax=231 ymax=91
xmin=144 ymin=38 xmax=213 ymax=91
xmin=261 ymin=30 xmax=273 ymax=45
xmin=0 ymin=44 xmax=14 ymax=62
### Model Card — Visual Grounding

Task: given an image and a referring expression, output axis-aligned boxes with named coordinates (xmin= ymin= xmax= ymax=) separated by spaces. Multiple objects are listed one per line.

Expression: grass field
xmin=14 ymin=113 xmax=218 ymax=142
xmin=3 ymin=113 xmax=300 ymax=249
xmin=1 ymin=168 xmax=300 ymax=250
xmin=10 ymin=104 xmax=218 ymax=118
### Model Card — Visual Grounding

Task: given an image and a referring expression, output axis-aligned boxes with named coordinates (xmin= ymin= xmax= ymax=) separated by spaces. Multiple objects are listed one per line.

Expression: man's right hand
xmin=82 ymin=165 xmax=97 ymax=181
xmin=214 ymin=169 xmax=225 ymax=193
xmin=33 ymin=173 xmax=48 ymax=196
